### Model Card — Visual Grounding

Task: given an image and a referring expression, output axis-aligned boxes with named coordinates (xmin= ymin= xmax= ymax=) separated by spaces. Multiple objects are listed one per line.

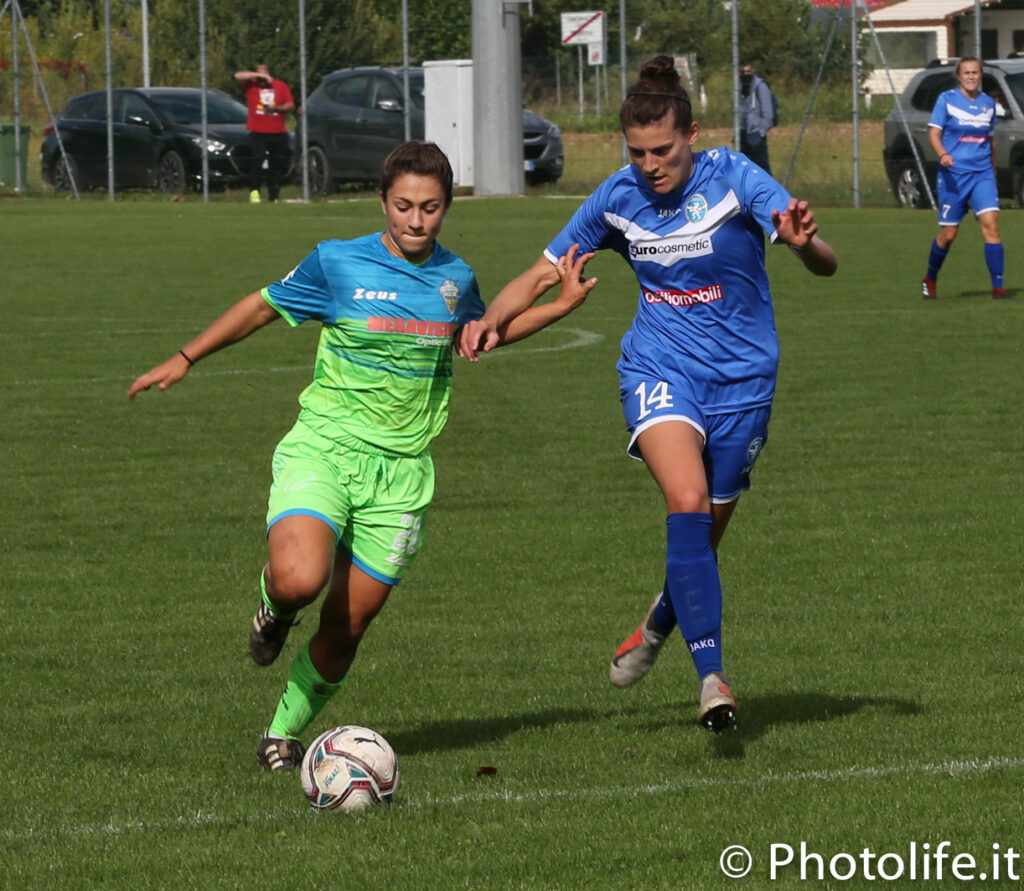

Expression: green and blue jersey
xmin=263 ymin=233 xmax=483 ymax=456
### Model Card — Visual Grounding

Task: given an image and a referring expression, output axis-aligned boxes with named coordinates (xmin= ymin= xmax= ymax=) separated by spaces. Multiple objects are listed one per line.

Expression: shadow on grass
xmin=385 ymin=691 xmax=920 ymax=757
xmin=955 ymin=287 xmax=1018 ymax=300
xmin=706 ymin=691 xmax=924 ymax=760
xmin=387 ymin=704 xmax=652 ymax=755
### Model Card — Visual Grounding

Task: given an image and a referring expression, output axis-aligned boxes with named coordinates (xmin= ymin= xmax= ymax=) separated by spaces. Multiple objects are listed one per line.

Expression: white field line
xmin=6 ymin=329 xmax=604 ymax=389
xmin=5 ymin=755 xmax=1023 ymax=844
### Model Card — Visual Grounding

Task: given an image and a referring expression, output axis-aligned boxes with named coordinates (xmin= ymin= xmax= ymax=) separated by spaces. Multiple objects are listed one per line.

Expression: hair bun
xmin=639 ymin=55 xmax=680 ymax=88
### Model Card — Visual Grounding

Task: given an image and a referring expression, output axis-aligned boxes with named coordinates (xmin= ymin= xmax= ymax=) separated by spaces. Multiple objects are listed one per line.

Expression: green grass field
xmin=2 ymin=199 xmax=1022 ymax=889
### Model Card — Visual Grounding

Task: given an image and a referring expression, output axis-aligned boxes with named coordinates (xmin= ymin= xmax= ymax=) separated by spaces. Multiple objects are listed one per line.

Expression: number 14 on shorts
xmin=635 ymin=380 xmax=674 ymax=420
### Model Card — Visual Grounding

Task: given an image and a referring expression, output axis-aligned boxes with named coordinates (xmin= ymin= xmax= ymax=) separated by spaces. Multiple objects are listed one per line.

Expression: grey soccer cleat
xmin=249 ymin=603 xmax=298 ymax=667
xmin=609 ymin=592 xmax=670 ymax=688
xmin=697 ymin=671 xmax=737 ymax=733
xmin=256 ymin=733 xmax=306 ymax=772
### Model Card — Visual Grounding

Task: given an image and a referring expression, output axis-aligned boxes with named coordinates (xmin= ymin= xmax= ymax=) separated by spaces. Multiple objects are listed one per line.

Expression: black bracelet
xmin=179 ymin=349 xmax=195 ymax=366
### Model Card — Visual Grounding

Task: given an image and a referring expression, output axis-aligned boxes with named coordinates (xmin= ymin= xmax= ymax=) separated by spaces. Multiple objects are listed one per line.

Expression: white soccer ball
xmin=300 ymin=725 xmax=400 ymax=812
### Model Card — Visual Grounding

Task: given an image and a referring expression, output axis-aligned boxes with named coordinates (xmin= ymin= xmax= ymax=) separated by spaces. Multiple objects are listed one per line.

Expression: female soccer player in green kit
xmin=128 ymin=141 xmax=594 ymax=770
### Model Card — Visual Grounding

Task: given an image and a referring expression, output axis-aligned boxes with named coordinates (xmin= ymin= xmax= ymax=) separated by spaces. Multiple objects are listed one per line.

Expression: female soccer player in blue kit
xmin=458 ymin=56 xmax=837 ymax=733
xmin=921 ymin=56 xmax=1009 ymax=300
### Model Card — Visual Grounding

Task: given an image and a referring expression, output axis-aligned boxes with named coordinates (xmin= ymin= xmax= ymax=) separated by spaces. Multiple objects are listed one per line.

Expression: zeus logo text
xmin=353 ymin=287 xmax=398 ymax=301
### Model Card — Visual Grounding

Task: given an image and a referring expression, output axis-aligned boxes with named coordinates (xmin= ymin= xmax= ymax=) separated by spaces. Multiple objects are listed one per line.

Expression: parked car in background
xmin=41 ymin=87 xmax=294 ymax=194
xmin=882 ymin=58 xmax=1024 ymax=207
xmin=300 ymin=66 xmax=564 ymax=194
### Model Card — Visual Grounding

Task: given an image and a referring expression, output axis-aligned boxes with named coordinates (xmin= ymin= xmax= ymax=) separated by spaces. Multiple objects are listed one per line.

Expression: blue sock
xmin=648 ymin=582 xmax=677 ymax=633
xmin=985 ymin=243 xmax=1004 ymax=289
xmin=664 ymin=512 xmax=723 ymax=678
xmin=927 ymin=239 xmax=948 ymax=281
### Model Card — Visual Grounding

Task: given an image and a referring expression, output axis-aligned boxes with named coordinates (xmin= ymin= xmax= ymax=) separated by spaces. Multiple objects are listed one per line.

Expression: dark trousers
xmin=248 ymin=131 xmax=289 ymax=200
xmin=739 ymin=131 xmax=771 ymax=176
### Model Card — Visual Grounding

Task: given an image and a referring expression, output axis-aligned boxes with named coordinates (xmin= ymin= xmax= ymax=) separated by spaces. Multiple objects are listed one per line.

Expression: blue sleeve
xmin=928 ymin=92 xmax=948 ymax=130
xmin=733 ymin=157 xmax=792 ymax=242
xmin=456 ymin=273 xmax=485 ymax=325
xmin=543 ymin=181 xmax=619 ymax=263
xmin=263 ymin=244 xmax=333 ymax=327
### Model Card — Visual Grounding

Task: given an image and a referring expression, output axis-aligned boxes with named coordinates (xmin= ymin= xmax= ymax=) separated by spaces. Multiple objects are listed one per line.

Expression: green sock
xmin=267 ymin=641 xmax=345 ymax=740
xmin=260 ymin=568 xmax=296 ymax=620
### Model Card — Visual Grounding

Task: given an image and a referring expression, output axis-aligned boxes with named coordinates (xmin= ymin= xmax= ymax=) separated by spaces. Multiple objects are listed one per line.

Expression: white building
xmin=865 ymin=0 xmax=1024 ymax=94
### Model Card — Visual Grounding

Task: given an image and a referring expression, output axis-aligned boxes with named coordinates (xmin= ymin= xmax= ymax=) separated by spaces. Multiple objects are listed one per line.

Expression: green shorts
xmin=266 ymin=418 xmax=434 ymax=585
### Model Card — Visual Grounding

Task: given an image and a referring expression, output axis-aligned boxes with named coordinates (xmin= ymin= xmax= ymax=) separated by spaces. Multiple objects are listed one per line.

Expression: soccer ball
xmin=300 ymin=725 xmax=400 ymax=812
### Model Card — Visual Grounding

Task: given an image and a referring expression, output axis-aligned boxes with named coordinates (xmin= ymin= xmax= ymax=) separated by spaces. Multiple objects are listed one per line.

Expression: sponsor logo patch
xmin=367 ymin=317 xmax=456 ymax=337
xmin=643 ymin=283 xmax=724 ymax=307
xmin=629 ymin=237 xmax=713 ymax=260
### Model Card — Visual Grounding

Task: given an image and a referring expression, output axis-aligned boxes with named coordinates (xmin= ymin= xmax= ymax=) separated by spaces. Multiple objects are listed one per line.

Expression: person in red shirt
xmin=234 ymin=64 xmax=295 ymax=203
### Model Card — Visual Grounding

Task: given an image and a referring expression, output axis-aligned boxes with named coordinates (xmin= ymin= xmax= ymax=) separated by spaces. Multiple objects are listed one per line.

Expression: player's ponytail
xmin=620 ymin=55 xmax=693 ymax=133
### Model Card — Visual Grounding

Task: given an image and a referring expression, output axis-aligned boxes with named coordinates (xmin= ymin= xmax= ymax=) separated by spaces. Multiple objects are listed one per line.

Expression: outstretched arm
xmin=771 ymin=198 xmax=838 ymax=277
xmin=500 ymin=245 xmax=597 ymax=345
xmin=457 ymin=246 xmax=597 ymax=361
xmin=127 ymin=291 xmax=280 ymax=399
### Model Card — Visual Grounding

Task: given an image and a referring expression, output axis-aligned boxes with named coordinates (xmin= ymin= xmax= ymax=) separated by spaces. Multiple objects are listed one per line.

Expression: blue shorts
xmin=936 ymin=167 xmax=999 ymax=226
xmin=619 ymin=374 xmax=771 ymax=503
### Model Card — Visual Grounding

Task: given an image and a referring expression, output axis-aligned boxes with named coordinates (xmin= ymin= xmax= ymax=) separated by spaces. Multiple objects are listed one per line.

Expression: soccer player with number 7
xmin=458 ymin=56 xmax=837 ymax=733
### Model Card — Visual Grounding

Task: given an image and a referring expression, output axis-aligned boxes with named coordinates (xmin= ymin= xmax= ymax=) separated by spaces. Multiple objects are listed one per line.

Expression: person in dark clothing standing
xmin=738 ymin=61 xmax=775 ymax=175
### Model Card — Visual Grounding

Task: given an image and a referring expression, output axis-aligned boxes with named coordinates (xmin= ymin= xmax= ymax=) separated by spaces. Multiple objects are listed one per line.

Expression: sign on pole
xmin=561 ymin=11 xmax=605 ymax=46
xmin=588 ymin=42 xmax=604 ymax=65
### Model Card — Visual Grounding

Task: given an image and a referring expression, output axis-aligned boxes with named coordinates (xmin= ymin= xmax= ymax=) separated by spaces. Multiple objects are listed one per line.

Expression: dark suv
xmin=41 ymin=87 xmax=293 ymax=193
xmin=300 ymin=66 xmax=564 ymax=193
xmin=883 ymin=58 xmax=1024 ymax=207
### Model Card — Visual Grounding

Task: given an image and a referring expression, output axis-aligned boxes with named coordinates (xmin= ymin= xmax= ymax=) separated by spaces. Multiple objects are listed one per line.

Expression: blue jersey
xmin=929 ymin=88 xmax=995 ymax=174
xmin=263 ymin=233 xmax=483 ymax=455
xmin=544 ymin=147 xmax=792 ymax=413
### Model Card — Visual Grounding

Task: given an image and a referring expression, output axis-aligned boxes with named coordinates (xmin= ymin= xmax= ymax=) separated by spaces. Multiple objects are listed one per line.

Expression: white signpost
xmin=561 ymin=11 xmax=605 ymax=121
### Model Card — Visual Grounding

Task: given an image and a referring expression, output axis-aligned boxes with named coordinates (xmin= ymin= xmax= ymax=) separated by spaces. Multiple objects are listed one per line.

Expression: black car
xmin=300 ymin=67 xmax=564 ymax=194
xmin=882 ymin=58 xmax=1024 ymax=207
xmin=41 ymin=87 xmax=293 ymax=193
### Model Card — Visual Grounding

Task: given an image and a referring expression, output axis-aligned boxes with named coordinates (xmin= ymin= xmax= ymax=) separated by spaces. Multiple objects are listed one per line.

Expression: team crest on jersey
xmin=685 ymin=194 xmax=709 ymax=224
xmin=439 ymin=279 xmax=460 ymax=314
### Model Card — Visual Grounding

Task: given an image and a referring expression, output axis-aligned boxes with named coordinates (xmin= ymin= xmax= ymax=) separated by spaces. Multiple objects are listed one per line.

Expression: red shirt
xmin=243 ymin=79 xmax=293 ymax=134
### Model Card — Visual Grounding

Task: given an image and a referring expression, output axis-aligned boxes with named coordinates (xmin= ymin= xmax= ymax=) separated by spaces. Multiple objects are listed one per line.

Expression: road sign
xmin=561 ymin=11 xmax=605 ymax=46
